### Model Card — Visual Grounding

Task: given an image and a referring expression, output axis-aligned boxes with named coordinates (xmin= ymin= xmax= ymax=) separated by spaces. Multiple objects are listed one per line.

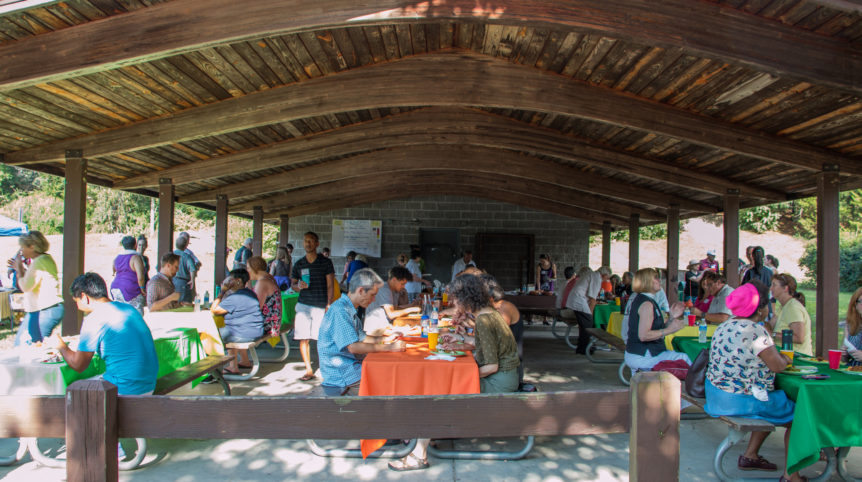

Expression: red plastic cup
xmin=828 ymin=349 xmax=842 ymax=369
xmin=687 ymin=314 xmax=696 ymax=327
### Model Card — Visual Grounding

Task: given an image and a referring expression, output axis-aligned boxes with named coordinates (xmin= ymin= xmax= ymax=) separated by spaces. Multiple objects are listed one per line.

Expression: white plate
xmin=781 ymin=365 xmax=818 ymax=376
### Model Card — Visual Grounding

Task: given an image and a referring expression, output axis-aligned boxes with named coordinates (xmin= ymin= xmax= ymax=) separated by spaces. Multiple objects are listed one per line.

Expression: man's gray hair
xmin=576 ymin=266 xmax=593 ymax=278
xmin=349 ymin=268 xmax=384 ymax=293
xmin=597 ymin=266 xmax=612 ymax=277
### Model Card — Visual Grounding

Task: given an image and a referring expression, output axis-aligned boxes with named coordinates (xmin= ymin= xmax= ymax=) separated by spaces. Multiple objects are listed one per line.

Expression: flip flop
xmin=299 ymin=373 xmax=316 ymax=381
xmin=388 ymin=454 xmax=429 ymax=472
xmin=237 ymin=363 xmax=253 ymax=369
xmin=223 ymin=368 xmax=240 ymax=375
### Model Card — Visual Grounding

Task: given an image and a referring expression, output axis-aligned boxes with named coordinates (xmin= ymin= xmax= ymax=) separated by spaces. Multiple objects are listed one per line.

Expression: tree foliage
xmin=799 ymin=236 xmax=862 ymax=292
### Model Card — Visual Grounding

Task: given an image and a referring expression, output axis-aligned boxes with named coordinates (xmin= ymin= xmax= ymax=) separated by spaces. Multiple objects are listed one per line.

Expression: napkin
xmin=425 ymin=354 xmax=456 ymax=361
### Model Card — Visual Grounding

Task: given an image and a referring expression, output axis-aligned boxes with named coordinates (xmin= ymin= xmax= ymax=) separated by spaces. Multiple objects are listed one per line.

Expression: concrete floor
xmin=0 ymin=325 xmax=858 ymax=481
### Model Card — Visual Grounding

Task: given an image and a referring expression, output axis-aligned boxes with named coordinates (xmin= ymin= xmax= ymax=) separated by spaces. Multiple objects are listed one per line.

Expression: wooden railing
xmin=0 ymin=372 xmax=680 ymax=482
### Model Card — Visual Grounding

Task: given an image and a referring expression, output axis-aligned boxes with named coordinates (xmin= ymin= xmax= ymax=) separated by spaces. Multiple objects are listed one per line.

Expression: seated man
xmin=145 ymin=253 xmax=183 ymax=312
xmin=692 ymin=270 xmax=733 ymax=324
xmin=55 ymin=273 xmax=159 ymax=396
xmin=363 ymin=266 xmax=421 ymax=336
xmin=317 ymin=268 xmax=405 ymax=396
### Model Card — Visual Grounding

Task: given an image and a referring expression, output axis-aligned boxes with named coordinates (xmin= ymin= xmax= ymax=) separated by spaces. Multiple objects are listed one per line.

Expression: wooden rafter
xmin=181 ymin=145 xmax=712 ymax=214
xmin=229 ymin=169 xmax=661 ymax=223
xmin=5 ymin=52 xmax=854 ymax=175
xmin=0 ymin=0 xmax=859 ymax=93
xmin=257 ymin=177 xmax=636 ymax=227
xmin=117 ymin=107 xmax=784 ymax=201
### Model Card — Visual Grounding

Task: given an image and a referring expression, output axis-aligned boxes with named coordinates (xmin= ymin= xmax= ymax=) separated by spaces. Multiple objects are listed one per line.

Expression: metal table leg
xmin=711 ymin=429 xmax=836 ymax=482
xmin=427 ymin=436 xmax=534 ymax=460
xmin=28 ymin=437 xmax=149 ymax=471
xmin=223 ymin=346 xmax=261 ymax=381
xmin=837 ymin=446 xmax=860 ymax=482
xmin=306 ymin=439 xmax=417 ymax=458
xmin=259 ymin=332 xmax=290 ymax=362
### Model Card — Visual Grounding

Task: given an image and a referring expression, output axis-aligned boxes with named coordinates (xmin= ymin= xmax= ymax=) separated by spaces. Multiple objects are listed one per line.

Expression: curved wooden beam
xmin=254 ymin=175 xmax=634 ymax=226
xmin=6 ymin=52 xmax=853 ymax=177
xmin=118 ymin=107 xmax=783 ymax=201
xmin=233 ymin=170 xmax=653 ymax=223
xmin=185 ymin=144 xmax=710 ymax=214
xmin=0 ymin=0 xmax=859 ymax=93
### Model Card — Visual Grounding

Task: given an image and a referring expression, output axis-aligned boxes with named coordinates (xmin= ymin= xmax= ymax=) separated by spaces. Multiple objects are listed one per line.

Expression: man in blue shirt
xmin=317 ymin=268 xmax=404 ymax=396
xmin=55 ymin=273 xmax=159 ymax=395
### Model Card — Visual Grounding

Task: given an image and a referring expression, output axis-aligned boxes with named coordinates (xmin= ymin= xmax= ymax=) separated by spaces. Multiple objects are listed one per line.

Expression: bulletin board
xmin=331 ymin=219 xmax=382 ymax=257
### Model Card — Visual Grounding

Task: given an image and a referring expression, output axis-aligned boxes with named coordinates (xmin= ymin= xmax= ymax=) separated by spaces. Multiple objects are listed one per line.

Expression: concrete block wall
xmin=286 ymin=195 xmax=590 ymax=285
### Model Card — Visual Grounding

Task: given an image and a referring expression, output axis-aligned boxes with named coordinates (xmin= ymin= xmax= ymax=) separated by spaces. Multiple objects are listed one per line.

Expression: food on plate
xmin=849 ymin=365 xmax=862 ymax=372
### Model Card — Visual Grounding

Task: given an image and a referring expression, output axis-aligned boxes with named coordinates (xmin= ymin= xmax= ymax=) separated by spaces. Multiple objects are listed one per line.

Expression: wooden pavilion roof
xmin=0 ymin=0 xmax=861 ymax=232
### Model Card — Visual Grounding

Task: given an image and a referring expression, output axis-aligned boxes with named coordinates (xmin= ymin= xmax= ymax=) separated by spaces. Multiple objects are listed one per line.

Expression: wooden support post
xmin=215 ymin=195 xmax=228 ymax=290
xmin=252 ymin=206 xmax=263 ymax=257
xmin=157 ymin=178 xmax=174 ymax=260
xmin=723 ymin=190 xmax=740 ymax=287
xmin=66 ymin=380 xmax=118 ymax=482
xmin=62 ymin=151 xmax=86 ymax=336
xmin=666 ymin=204 xmax=680 ymax=298
xmin=629 ymin=371 xmax=680 ymax=482
xmin=816 ymin=165 xmax=840 ymax=356
xmin=628 ymin=214 xmax=639 ymax=273
xmin=602 ymin=221 xmax=611 ymax=267
xmin=279 ymin=214 xmax=289 ymax=249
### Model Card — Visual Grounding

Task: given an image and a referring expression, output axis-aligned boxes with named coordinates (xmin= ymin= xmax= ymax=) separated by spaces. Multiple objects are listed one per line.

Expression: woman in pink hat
xmin=704 ymin=280 xmax=802 ymax=482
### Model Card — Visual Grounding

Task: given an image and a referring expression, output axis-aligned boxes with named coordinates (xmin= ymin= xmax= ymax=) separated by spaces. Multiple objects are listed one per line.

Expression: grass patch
xmin=797 ymin=289 xmax=852 ymax=346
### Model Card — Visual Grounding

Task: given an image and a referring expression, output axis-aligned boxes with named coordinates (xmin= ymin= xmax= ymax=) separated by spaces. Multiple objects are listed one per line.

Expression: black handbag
xmin=684 ymin=348 xmax=708 ymax=398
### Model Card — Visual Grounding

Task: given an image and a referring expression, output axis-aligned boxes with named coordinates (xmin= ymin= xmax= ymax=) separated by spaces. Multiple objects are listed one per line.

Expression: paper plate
xmin=837 ymin=367 xmax=862 ymax=376
xmin=795 ymin=355 xmax=829 ymax=365
xmin=431 ymin=350 xmax=466 ymax=357
xmin=782 ymin=365 xmax=818 ymax=376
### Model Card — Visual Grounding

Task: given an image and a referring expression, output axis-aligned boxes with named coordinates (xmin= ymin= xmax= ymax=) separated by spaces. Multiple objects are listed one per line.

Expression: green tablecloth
xmin=776 ymin=358 xmax=862 ymax=473
xmin=671 ymin=336 xmax=710 ymax=361
xmin=281 ymin=292 xmax=298 ymax=329
xmin=669 ymin=337 xmax=862 ymax=474
xmin=593 ymin=303 xmax=620 ymax=329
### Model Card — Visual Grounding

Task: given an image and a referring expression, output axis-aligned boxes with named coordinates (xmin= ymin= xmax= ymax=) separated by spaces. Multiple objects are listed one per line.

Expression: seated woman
xmin=210 ymin=269 xmax=264 ymax=374
xmin=769 ymin=273 xmax=812 ymax=356
xmin=479 ymin=273 xmax=524 ymax=385
xmin=624 ymin=268 xmax=689 ymax=372
xmin=389 ymin=274 xmax=520 ymax=472
xmin=844 ymin=287 xmax=862 ymax=367
xmin=269 ymin=247 xmax=291 ymax=291
xmin=248 ymin=256 xmax=283 ymax=338
xmin=704 ymin=281 xmax=801 ymax=481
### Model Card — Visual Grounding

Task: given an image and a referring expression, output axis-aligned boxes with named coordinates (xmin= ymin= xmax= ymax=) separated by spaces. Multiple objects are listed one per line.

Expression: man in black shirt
xmin=291 ymin=231 xmax=335 ymax=381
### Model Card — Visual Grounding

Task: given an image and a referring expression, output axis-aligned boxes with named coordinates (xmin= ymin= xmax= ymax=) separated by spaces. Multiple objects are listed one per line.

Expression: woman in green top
xmin=10 ymin=231 xmax=64 ymax=345
xmin=769 ymin=273 xmax=812 ymax=356
xmin=439 ymin=274 xmax=520 ymax=393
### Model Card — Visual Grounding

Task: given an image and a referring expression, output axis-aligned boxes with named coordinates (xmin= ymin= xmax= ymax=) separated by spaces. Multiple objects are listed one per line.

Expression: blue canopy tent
xmin=0 ymin=214 xmax=27 ymax=237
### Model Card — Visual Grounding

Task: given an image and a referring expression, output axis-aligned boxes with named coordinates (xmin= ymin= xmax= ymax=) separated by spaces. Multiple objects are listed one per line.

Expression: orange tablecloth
xmin=359 ymin=345 xmax=480 ymax=458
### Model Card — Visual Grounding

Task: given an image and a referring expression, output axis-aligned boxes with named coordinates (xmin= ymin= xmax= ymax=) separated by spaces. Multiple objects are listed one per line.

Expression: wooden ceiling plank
xmin=5 ymin=52 xmax=854 ymax=176
xmin=114 ymin=106 xmax=780 ymax=200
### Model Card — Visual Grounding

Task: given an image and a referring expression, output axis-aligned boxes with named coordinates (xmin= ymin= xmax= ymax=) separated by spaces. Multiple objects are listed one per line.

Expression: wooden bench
xmin=223 ymin=329 xmax=290 ymax=381
xmin=680 ymin=392 xmax=838 ymax=481
xmin=585 ymin=327 xmax=631 ymax=385
xmin=154 ymin=354 xmax=234 ymax=396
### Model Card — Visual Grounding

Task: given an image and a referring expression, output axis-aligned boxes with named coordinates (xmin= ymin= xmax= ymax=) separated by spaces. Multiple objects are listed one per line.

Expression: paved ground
xmin=0 ymin=324 xmax=858 ymax=481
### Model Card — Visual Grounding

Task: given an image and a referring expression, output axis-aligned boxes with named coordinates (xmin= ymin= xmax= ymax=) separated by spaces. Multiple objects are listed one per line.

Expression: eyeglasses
xmin=856 ymin=298 xmax=862 ymax=305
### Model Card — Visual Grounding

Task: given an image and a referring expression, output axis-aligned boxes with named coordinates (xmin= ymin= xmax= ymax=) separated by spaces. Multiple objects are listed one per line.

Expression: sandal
xmin=299 ymin=373 xmax=316 ymax=381
xmin=388 ymin=454 xmax=429 ymax=472
xmin=237 ymin=363 xmax=253 ymax=369
xmin=223 ymin=368 xmax=240 ymax=375
xmin=738 ymin=455 xmax=777 ymax=471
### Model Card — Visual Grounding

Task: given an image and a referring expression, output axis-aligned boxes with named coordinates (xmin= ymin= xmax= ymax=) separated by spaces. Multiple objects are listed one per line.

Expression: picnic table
xmin=670 ymin=337 xmax=862 ymax=474
xmin=503 ymin=294 xmax=557 ymax=316
xmin=358 ymin=342 xmax=480 ymax=458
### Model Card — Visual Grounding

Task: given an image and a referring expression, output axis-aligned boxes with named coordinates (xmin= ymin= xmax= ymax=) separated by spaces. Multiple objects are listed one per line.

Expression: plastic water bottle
xmin=698 ymin=320 xmax=707 ymax=343
xmin=194 ymin=295 xmax=201 ymax=312
xmin=431 ymin=305 xmax=439 ymax=328
xmin=683 ymin=307 xmax=691 ymax=319
xmin=421 ymin=315 xmax=430 ymax=338
xmin=203 ymin=291 xmax=210 ymax=309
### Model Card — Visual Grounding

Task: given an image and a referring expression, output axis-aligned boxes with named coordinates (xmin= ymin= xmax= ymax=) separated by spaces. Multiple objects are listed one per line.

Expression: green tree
xmin=799 ymin=236 xmax=862 ymax=291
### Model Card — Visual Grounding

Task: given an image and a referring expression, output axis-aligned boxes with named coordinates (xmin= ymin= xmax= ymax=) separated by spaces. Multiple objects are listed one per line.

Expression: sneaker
xmin=738 ymin=455 xmax=777 ymax=471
